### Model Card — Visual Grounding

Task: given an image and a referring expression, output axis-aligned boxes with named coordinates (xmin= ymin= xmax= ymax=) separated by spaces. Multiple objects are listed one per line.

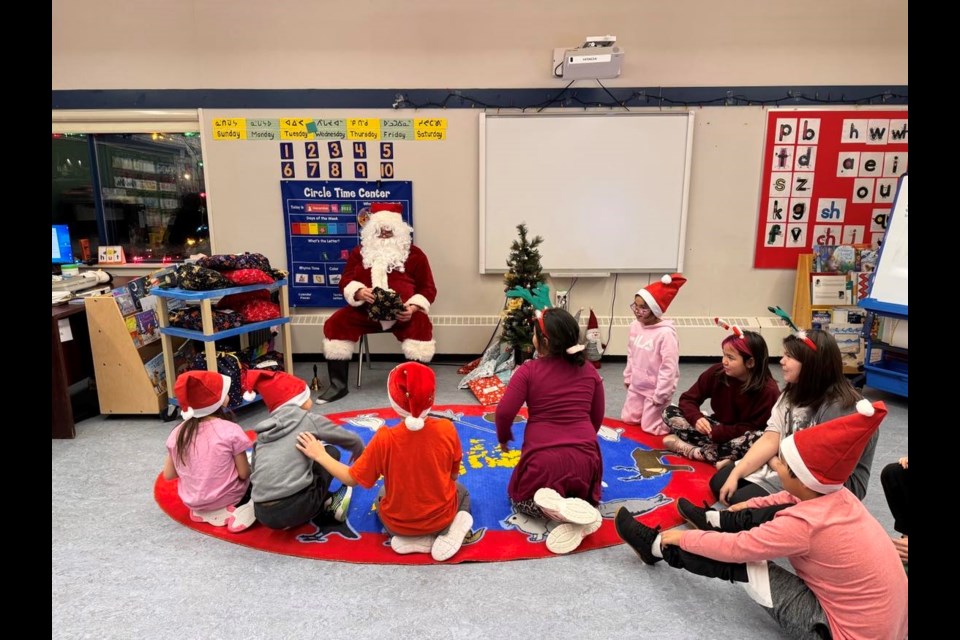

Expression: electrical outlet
xmin=556 ymin=290 xmax=568 ymax=309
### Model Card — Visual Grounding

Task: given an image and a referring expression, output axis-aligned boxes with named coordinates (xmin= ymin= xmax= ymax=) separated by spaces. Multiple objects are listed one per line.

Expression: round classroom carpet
xmin=154 ymin=404 xmax=717 ymax=564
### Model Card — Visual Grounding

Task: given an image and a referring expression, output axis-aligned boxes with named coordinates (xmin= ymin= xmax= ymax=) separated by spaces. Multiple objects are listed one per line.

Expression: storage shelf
xmin=160 ymin=316 xmax=290 ymax=341
xmin=153 ymin=276 xmax=294 ymax=415
xmin=149 ymin=279 xmax=288 ymax=301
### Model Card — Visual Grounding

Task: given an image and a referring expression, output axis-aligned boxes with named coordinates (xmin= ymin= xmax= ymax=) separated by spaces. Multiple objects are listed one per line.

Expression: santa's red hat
xmin=780 ymin=399 xmax=887 ymax=494
xmin=175 ymin=371 xmax=232 ymax=420
xmin=636 ymin=273 xmax=687 ymax=318
xmin=369 ymin=202 xmax=404 ymax=229
xmin=242 ymin=369 xmax=310 ymax=413
xmin=387 ymin=361 xmax=436 ymax=431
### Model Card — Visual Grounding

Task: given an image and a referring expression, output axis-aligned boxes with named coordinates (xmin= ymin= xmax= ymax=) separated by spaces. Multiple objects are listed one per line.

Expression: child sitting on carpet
xmin=297 ymin=362 xmax=474 ymax=562
xmin=245 ymin=369 xmax=364 ymax=530
xmin=615 ymin=400 xmax=908 ymax=640
xmin=711 ymin=329 xmax=872 ymax=506
xmin=495 ymin=307 xmax=605 ymax=555
xmin=661 ymin=321 xmax=779 ymax=466
xmin=162 ymin=370 xmax=256 ymax=533
xmin=621 ymin=274 xmax=686 ymax=435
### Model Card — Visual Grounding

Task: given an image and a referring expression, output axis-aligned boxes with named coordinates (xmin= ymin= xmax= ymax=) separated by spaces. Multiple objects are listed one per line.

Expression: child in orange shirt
xmin=297 ymin=362 xmax=473 ymax=562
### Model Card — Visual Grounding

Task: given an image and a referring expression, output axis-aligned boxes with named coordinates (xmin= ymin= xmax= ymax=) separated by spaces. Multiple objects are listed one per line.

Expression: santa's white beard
xmin=360 ymin=231 xmax=412 ymax=289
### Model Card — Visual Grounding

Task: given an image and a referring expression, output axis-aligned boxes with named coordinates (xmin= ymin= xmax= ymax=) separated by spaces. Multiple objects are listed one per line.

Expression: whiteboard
xmin=867 ymin=174 xmax=908 ymax=308
xmin=479 ymin=112 xmax=694 ymax=275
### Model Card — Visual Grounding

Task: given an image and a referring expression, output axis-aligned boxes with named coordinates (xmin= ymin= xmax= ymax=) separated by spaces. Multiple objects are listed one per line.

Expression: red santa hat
xmin=369 ymin=202 xmax=404 ymax=230
xmin=780 ymin=399 xmax=887 ymax=494
xmin=175 ymin=371 xmax=232 ymax=420
xmin=636 ymin=273 xmax=687 ymax=318
xmin=242 ymin=369 xmax=310 ymax=413
xmin=387 ymin=361 xmax=436 ymax=431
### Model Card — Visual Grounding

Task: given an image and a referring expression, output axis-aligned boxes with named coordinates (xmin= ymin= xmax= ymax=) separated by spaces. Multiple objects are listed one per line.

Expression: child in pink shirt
xmin=162 ymin=370 xmax=255 ymax=533
xmin=616 ymin=400 xmax=908 ymax=640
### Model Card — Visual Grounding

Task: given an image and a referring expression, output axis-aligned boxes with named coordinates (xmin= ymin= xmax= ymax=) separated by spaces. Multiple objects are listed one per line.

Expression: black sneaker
xmin=614 ymin=507 xmax=662 ymax=565
xmin=677 ymin=498 xmax=721 ymax=532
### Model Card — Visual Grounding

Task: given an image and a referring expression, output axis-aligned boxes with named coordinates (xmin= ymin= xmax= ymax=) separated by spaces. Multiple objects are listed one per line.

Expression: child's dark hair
xmin=718 ymin=330 xmax=775 ymax=393
xmin=175 ymin=407 xmax=231 ymax=465
xmin=534 ymin=308 xmax=586 ymax=366
xmin=782 ymin=330 xmax=860 ymax=409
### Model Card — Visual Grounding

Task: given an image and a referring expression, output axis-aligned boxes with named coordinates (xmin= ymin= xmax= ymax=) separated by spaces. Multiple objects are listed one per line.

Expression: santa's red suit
xmin=322 ymin=210 xmax=437 ymax=363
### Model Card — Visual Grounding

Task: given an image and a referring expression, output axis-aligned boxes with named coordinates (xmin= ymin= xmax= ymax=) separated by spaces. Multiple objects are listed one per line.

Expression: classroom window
xmin=52 ymin=132 xmax=208 ymax=264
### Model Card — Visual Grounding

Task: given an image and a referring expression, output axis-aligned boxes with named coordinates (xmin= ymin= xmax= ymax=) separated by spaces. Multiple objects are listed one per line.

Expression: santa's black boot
xmin=318 ymin=360 xmax=350 ymax=404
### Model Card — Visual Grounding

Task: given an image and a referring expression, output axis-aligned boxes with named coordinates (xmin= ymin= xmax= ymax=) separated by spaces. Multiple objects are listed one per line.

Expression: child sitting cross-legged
xmin=246 ymin=369 xmax=365 ymax=530
xmin=615 ymin=400 xmax=908 ymax=640
xmin=162 ymin=370 xmax=257 ymax=533
xmin=297 ymin=362 xmax=474 ymax=562
xmin=660 ymin=320 xmax=780 ymax=466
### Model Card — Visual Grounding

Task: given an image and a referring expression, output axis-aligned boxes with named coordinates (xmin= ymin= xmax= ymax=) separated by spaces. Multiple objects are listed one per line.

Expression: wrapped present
xmin=468 ymin=375 xmax=507 ymax=406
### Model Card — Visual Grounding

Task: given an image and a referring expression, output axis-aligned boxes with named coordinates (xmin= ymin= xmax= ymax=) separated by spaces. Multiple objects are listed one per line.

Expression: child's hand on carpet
xmin=296 ymin=432 xmax=330 ymax=462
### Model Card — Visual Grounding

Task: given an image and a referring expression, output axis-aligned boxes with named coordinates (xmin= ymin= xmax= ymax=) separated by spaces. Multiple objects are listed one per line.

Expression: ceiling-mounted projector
xmin=552 ymin=35 xmax=623 ymax=80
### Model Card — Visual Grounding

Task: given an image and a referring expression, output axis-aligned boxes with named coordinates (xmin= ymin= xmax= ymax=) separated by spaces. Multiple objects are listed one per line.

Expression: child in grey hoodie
xmin=244 ymin=370 xmax=364 ymax=530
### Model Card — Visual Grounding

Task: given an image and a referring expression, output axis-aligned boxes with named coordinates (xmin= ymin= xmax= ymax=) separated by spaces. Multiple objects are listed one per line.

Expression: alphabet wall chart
xmin=753 ymin=109 xmax=907 ymax=269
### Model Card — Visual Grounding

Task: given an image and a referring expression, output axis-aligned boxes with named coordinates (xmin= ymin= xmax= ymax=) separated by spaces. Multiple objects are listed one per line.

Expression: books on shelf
xmin=811 ymin=274 xmax=852 ymax=305
xmin=111 ymin=287 xmax=137 ymax=315
xmin=144 ymin=351 xmax=166 ymax=394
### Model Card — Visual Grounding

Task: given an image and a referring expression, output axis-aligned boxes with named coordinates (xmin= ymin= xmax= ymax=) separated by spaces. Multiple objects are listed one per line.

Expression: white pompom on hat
xmin=175 ymin=371 xmax=232 ymax=420
xmin=779 ymin=399 xmax=887 ymax=494
xmin=636 ymin=273 xmax=687 ymax=318
xmin=387 ymin=361 xmax=436 ymax=431
xmin=242 ymin=369 xmax=310 ymax=413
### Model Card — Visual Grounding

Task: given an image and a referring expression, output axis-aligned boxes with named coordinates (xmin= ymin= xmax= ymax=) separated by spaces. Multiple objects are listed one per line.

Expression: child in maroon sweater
xmin=662 ymin=323 xmax=779 ymax=466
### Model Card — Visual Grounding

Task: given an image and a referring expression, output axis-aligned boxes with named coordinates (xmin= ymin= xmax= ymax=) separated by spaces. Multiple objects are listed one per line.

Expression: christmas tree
xmin=500 ymin=223 xmax=548 ymax=359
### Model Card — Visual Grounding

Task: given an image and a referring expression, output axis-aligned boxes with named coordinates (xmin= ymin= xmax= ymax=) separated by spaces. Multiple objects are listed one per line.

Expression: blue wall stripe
xmin=52 ymin=87 xmax=907 ymax=111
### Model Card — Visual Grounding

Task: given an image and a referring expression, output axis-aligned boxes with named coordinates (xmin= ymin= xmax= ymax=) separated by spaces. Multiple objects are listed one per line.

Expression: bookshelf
xmin=84 ymin=295 xmax=176 ymax=416
xmin=791 ymin=253 xmax=863 ymax=377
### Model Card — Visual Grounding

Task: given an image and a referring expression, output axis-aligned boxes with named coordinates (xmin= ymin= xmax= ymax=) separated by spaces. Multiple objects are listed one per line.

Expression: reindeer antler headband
xmin=767 ymin=306 xmax=817 ymax=351
xmin=714 ymin=317 xmax=752 ymax=356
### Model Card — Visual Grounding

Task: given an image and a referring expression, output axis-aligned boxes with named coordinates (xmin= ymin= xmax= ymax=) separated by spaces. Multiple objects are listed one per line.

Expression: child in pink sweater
xmin=615 ymin=400 xmax=908 ymax=640
xmin=621 ymin=274 xmax=686 ymax=435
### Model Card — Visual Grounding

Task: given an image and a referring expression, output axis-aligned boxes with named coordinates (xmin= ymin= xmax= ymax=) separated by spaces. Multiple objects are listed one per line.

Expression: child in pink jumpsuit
xmin=621 ymin=274 xmax=687 ymax=435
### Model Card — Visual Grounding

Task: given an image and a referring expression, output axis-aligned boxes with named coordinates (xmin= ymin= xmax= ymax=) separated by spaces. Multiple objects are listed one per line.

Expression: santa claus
xmin=319 ymin=202 xmax=437 ymax=403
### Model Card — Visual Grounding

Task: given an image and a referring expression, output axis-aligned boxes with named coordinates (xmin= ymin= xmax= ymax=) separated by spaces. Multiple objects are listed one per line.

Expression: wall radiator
xmin=288 ymin=314 xmax=792 ymax=357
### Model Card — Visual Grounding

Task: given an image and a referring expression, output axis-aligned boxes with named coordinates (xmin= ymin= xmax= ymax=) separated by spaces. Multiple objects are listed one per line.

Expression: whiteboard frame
xmin=861 ymin=172 xmax=908 ymax=315
xmin=478 ymin=111 xmax=695 ymax=275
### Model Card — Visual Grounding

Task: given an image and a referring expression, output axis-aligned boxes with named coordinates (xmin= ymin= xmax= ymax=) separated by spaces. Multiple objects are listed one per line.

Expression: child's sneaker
xmin=533 ymin=488 xmax=602 ymax=525
xmin=325 ymin=485 xmax=353 ymax=523
xmin=189 ymin=506 xmax=232 ymax=527
xmin=676 ymin=498 xmax=721 ymax=531
xmin=545 ymin=514 xmax=603 ymax=554
xmin=431 ymin=511 xmax=474 ymax=562
xmin=390 ymin=535 xmax=437 ymax=555
xmin=614 ymin=507 xmax=662 ymax=565
xmin=225 ymin=501 xmax=256 ymax=533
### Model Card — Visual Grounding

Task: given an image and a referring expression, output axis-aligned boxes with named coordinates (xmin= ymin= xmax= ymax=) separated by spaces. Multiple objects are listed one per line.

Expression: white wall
xmin=52 ymin=0 xmax=908 ymax=355
xmin=53 ymin=1 xmax=907 ymax=89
